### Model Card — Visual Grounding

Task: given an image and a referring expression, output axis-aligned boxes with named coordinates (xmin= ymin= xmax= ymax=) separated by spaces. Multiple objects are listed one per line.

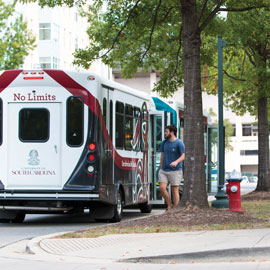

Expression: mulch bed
xmin=242 ymin=190 xmax=270 ymax=201
xmin=116 ymin=191 xmax=270 ymax=229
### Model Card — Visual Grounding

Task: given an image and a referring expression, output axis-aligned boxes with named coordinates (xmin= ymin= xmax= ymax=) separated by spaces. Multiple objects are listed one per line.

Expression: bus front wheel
xmin=110 ymin=191 xmax=123 ymax=223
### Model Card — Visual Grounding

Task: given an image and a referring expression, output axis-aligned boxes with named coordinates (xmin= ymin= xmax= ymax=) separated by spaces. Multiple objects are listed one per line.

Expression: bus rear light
xmin=39 ymin=72 xmax=44 ymax=74
xmin=89 ymin=143 xmax=96 ymax=151
xmin=87 ymin=165 xmax=94 ymax=173
xmin=23 ymin=77 xmax=44 ymax=80
xmin=87 ymin=76 xmax=95 ymax=81
xmin=88 ymin=154 xmax=95 ymax=161
xmin=31 ymin=72 xmax=36 ymax=74
xmin=22 ymin=72 xmax=28 ymax=75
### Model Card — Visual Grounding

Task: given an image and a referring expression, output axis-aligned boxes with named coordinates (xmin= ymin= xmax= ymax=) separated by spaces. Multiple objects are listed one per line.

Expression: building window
xmin=125 ymin=104 xmax=133 ymax=150
xmin=52 ymin=23 xmax=60 ymax=42
xmin=242 ymin=124 xmax=252 ymax=136
xmin=252 ymin=125 xmax=258 ymax=136
xmin=232 ymin=124 xmax=236 ymax=136
xmin=67 ymin=97 xmax=84 ymax=146
xmin=115 ymin=101 xmax=124 ymax=149
xmin=242 ymin=123 xmax=258 ymax=136
xmin=53 ymin=57 xmax=59 ymax=69
xmin=240 ymin=150 xmax=258 ymax=156
xmin=40 ymin=57 xmax=51 ymax=68
xmin=75 ymin=37 xmax=78 ymax=50
xmin=19 ymin=108 xmax=49 ymax=142
xmin=39 ymin=23 xmax=51 ymax=40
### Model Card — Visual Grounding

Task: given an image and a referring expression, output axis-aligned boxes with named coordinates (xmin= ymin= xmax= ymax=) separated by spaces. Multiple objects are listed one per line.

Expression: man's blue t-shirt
xmin=159 ymin=139 xmax=185 ymax=171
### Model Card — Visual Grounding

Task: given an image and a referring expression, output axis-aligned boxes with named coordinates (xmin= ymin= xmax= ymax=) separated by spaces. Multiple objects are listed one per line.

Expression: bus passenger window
xmin=125 ymin=104 xmax=133 ymax=150
xmin=103 ymin=98 xmax=107 ymax=126
xmin=116 ymin=101 xmax=124 ymax=149
xmin=110 ymin=100 xmax=113 ymax=140
xmin=0 ymin=99 xmax=2 ymax=145
xmin=180 ymin=118 xmax=184 ymax=140
xmin=19 ymin=108 xmax=49 ymax=142
xmin=141 ymin=103 xmax=148 ymax=152
xmin=133 ymin=107 xmax=141 ymax=151
xmin=67 ymin=97 xmax=84 ymax=146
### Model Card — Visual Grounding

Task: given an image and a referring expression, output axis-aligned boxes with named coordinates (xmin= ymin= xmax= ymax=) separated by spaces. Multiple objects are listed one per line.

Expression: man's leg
xmin=171 ymin=186 xmax=180 ymax=207
xmin=159 ymin=182 xmax=172 ymax=209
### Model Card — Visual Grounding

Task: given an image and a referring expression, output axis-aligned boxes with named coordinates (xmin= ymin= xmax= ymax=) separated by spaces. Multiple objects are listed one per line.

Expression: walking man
xmin=158 ymin=125 xmax=185 ymax=210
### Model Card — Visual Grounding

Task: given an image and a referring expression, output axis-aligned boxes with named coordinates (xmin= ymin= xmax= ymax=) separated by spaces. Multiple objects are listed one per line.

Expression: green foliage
xmin=73 ymin=0 xmax=226 ymax=97
xmin=204 ymin=7 xmax=270 ymax=117
xmin=0 ymin=0 xmax=36 ymax=70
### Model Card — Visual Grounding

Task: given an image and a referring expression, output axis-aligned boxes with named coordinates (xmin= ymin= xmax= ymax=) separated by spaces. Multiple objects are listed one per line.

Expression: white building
xmin=8 ymin=1 xmax=111 ymax=79
xmin=112 ymin=71 xmax=259 ymax=177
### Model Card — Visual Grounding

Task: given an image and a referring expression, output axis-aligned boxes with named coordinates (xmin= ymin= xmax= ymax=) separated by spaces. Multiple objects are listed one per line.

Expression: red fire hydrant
xmin=226 ymin=178 xmax=244 ymax=212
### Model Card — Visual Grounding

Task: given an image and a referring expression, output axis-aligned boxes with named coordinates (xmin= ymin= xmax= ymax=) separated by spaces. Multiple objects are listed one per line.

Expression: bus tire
xmin=12 ymin=213 xmax=26 ymax=223
xmin=110 ymin=191 xmax=123 ymax=223
xmin=0 ymin=211 xmax=25 ymax=223
xmin=139 ymin=202 xmax=152 ymax=213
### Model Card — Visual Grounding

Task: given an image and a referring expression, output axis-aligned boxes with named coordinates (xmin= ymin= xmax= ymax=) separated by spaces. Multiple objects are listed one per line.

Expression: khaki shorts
xmin=158 ymin=169 xmax=183 ymax=186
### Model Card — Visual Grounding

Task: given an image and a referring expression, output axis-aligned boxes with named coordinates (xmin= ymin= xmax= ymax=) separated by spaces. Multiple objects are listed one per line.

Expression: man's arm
xmin=170 ymin=152 xmax=185 ymax=168
xmin=160 ymin=152 xmax=164 ymax=169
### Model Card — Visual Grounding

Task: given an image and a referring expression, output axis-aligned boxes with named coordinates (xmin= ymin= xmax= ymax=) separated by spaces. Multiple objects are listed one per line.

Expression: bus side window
xmin=170 ymin=112 xmax=174 ymax=125
xmin=102 ymin=98 xmax=107 ymax=126
xmin=0 ymin=98 xmax=2 ymax=145
xmin=180 ymin=117 xmax=184 ymax=140
xmin=133 ymin=107 xmax=141 ymax=151
xmin=110 ymin=100 xmax=113 ymax=140
xmin=141 ymin=103 xmax=148 ymax=152
xmin=125 ymin=104 xmax=133 ymax=150
xmin=67 ymin=96 xmax=84 ymax=146
xmin=115 ymin=101 xmax=124 ymax=149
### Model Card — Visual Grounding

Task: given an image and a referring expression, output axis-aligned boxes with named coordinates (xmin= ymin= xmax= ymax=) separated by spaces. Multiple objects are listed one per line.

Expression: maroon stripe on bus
xmin=0 ymin=70 xmax=22 ymax=93
xmin=44 ymin=69 xmax=139 ymax=171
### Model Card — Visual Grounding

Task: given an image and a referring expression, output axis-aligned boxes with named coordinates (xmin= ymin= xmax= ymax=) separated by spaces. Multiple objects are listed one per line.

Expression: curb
xmin=122 ymin=246 xmax=270 ymax=264
xmin=25 ymin=231 xmax=72 ymax=255
xmin=24 ymin=209 xmax=165 ymax=256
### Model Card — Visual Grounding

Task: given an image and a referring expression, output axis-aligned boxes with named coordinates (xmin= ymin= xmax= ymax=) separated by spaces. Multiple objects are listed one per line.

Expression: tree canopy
xmin=0 ymin=0 xmax=35 ymax=70
xmin=206 ymin=7 xmax=270 ymax=191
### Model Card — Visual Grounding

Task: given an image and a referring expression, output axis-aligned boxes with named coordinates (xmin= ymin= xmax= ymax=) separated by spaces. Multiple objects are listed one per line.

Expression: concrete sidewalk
xmin=26 ymin=228 xmax=270 ymax=264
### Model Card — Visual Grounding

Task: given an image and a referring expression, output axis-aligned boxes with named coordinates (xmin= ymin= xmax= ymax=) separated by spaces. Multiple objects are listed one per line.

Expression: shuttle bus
xmin=0 ymin=69 xmax=153 ymax=223
xmin=0 ymin=70 xmax=215 ymax=223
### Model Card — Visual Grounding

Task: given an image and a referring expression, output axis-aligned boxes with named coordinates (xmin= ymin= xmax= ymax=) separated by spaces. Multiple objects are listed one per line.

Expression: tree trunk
xmin=256 ymin=95 xmax=270 ymax=191
xmin=180 ymin=0 xmax=208 ymax=207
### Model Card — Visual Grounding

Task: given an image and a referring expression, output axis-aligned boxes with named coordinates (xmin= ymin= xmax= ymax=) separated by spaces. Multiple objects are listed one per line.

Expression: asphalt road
xmin=0 ymin=209 xmax=163 ymax=248
xmin=0 ymin=182 xmax=257 ymax=248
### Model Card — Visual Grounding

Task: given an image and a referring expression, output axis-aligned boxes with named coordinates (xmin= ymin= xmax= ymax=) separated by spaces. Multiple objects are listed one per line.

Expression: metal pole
xmin=212 ymin=36 xmax=229 ymax=208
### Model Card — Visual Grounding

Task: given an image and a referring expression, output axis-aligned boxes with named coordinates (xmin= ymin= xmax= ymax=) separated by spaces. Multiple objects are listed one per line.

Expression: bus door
xmin=149 ymin=112 xmax=164 ymax=203
xmin=101 ymin=86 xmax=114 ymax=185
xmin=7 ymin=103 xmax=61 ymax=189
xmin=207 ymin=125 xmax=218 ymax=193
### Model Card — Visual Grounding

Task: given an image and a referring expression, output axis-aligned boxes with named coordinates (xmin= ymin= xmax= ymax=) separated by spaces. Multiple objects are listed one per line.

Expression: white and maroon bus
xmin=0 ymin=69 xmax=153 ymax=223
